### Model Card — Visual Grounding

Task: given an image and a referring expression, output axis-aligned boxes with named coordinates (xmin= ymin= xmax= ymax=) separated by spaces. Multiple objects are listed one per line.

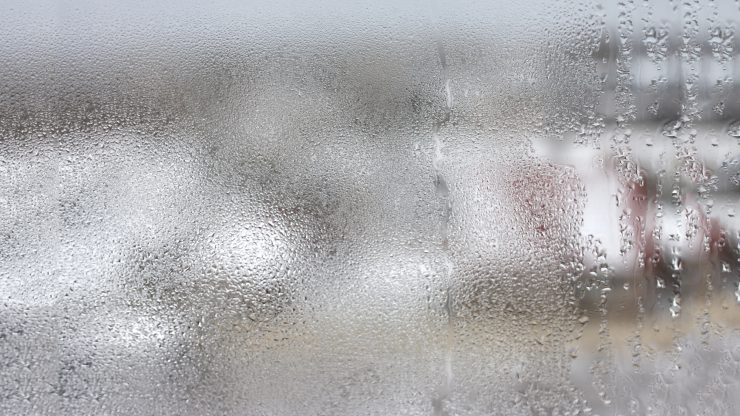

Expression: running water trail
xmin=430 ymin=11 xmax=455 ymax=415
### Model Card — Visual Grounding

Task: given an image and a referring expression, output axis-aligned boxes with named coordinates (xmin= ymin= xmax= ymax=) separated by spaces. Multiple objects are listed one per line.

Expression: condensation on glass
xmin=0 ymin=0 xmax=738 ymax=415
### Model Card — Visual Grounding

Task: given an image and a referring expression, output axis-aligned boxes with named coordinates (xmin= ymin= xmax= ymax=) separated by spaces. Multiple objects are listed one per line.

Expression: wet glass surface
xmin=0 ymin=1 xmax=738 ymax=414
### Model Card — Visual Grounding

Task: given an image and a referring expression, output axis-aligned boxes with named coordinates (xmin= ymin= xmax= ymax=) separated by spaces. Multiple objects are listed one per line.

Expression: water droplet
xmin=662 ymin=119 xmax=682 ymax=138
xmin=728 ymin=120 xmax=740 ymax=138
xmin=670 ymin=295 xmax=681 ymax=318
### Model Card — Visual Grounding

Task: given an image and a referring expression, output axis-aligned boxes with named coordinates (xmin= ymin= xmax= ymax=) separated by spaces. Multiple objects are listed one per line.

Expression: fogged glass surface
xmin=0 ymin=0 xmax=738 ymax=414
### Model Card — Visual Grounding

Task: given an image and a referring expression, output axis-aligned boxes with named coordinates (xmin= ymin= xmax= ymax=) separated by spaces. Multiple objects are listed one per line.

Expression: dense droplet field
xmin=0 ymin=1 xmax=738 ymax=414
